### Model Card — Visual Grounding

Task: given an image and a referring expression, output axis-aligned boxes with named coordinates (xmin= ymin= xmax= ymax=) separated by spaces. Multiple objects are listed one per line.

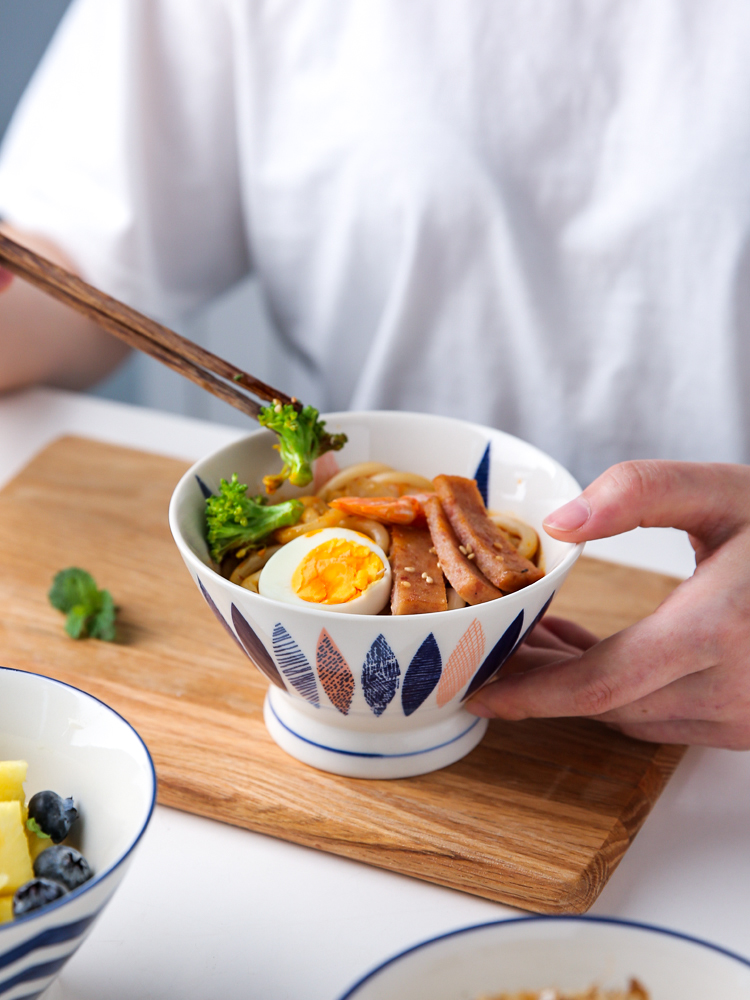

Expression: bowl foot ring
xmin=263 ymin=688 xmax=488 ymax=778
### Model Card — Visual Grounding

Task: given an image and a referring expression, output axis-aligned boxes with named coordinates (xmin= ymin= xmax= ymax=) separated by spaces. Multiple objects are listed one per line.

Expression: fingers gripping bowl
xmin=169 ymin=412 xmax=584 ymax=778
xmin=0 ymin=667 xmax=155 ymax=998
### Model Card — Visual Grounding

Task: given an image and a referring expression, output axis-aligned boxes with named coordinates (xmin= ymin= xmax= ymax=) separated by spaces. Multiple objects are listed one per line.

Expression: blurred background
xmin=0 ymin=0 xmax=300 ymax=428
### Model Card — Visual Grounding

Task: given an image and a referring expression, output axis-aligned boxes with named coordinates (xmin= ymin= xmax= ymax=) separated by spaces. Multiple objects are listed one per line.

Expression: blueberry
xmin=13 ymin=878 xmax=67 ymax=917
xmin=27 ymin=791 xmax=78 ymax=843
xmin=34 ymin=844 xmax=93 ymax=891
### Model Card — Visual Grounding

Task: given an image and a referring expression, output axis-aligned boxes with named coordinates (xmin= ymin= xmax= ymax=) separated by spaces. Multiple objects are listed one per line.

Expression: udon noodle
xmin=218 ymin=463 xmax=542 ymax=613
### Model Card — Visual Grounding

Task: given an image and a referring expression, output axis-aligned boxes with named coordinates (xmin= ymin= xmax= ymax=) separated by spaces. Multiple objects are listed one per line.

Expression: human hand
xmin=0 ymin=226 xmax=129 ymax=393
xmin=466 ymin=461 xmax=750 ymax=749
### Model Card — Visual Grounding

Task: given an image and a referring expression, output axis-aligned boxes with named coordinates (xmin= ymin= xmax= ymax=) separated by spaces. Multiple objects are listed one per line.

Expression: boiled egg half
xmin=258 ymin=527 xmax=391 ymax=615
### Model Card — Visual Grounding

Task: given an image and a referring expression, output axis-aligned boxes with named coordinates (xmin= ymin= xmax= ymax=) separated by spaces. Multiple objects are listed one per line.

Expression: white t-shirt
xmin=1 ymin=0 xmax=749 ymax=485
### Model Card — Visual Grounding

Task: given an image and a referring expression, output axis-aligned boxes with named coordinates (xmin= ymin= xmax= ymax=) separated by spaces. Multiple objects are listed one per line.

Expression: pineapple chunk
xmin=0 ymin=896 xmax=12 ymax=924
xmin=0 ymin=761 xmax=27 ymax=806
xmin=26 ymin=828 xmax=52 ymax=864
xmin=0 ymin=801 xmax=33 ymax=892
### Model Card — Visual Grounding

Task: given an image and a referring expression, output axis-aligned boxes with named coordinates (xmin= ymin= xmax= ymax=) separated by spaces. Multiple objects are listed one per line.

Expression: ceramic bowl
xmin=169 ymin=411 xmax=584 ymax=778
xmin=338 ymin=916 xmax=750 ymax=999
xmin=0 ymin=666 xmax=156 ymax=999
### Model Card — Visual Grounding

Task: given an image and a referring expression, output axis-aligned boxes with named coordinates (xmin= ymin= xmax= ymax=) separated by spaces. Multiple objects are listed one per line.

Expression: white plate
xmin=338 ymin=916 xmax=750 ymax=1000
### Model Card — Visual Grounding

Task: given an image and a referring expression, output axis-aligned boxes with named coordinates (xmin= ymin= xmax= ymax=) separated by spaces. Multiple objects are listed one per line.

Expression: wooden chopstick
xmin=0 ymin=232 xmax=297 ymax=420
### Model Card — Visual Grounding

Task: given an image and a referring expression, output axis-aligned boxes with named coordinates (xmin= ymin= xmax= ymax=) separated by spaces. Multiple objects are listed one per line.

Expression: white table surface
xmin=1 ymin=387 xmax=748 ymax=999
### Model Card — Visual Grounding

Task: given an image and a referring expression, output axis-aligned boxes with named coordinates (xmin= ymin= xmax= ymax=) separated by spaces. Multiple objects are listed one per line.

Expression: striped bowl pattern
xmin=0 ymin=668 xmax=156 ymax=998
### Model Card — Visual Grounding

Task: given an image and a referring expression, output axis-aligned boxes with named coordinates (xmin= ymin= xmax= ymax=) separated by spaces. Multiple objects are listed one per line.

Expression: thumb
xmin=543 ymin=460 xmax=750 ymax=545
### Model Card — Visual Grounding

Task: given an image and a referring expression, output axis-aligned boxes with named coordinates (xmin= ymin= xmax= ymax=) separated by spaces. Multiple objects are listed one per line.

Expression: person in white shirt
xmin=1 ymin=0 xmax=749 ymax=749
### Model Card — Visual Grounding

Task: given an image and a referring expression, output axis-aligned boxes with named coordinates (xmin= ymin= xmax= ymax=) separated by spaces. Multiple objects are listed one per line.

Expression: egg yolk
xmin=291 ymin=538 xmax=384 ymax=605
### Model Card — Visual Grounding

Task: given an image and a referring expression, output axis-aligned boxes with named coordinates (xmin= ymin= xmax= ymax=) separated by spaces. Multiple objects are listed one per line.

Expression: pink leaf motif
xmin=436 ymin=619 xmax=486 ymax=707
xmin=317 ymin=629 xmax=355 ymax=714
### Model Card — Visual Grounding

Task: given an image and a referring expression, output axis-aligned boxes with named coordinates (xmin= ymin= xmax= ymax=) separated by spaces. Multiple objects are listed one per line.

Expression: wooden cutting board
xmin=0 ymin=436 xmax=685 ymax=914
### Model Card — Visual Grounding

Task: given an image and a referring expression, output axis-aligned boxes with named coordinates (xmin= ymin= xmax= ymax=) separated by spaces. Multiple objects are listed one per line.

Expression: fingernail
xmin=465 ymin=698 xmax=494 ymax=718
xmin=544 ymin=496 xmax=591 ymax=532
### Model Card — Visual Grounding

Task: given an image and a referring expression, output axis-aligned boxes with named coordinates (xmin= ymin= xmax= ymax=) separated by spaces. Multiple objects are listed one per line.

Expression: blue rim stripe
xmin=0 ymin=665 xmax=157 ymax=934
xmin=0 ymin=916 xmax=96 ymax=972
xmin=268 ymin=699 xmax=482 ymax=758
xmin=337 ymin=915 xmax=750 ymax=998
xmin=0 ymin=955 xmax=71 ymax=996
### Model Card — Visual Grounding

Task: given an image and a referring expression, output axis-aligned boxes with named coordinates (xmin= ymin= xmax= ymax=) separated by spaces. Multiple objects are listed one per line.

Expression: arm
xmin=0 ymin=224 xmax=129 ymax=393
xmin=466 ymin=460 xmax=750 ymax=750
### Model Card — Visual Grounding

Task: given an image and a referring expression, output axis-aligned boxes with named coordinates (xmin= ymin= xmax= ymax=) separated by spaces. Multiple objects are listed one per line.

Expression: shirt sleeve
xmin=0 ymin=0 xmax=250 ymax=320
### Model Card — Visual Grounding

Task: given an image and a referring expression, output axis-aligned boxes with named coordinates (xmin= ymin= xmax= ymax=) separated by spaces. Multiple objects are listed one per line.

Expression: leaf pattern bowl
xmin=169 ymin=411 xmax=584 ymax=778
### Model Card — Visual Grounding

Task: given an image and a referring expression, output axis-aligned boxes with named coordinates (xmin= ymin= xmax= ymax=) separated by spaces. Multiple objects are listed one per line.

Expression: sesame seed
xmin=436 ymin=561 xmax=442 ymax=570
xmin=425 ymin=575 xmax=433 ymax=584
xmin=274 ymin=403 xmax=283 ymax=413
xmin=404 ymin=566 xmax=415 ymax=572
xmin=401 ymin=580 xmax=411 ymax=587
xmin=429 ymin=546 xmax=436 ymax=554
xmin=467 ymin=552 xmax=475 ymax=560
xmin=493 ymin=541 xmax=504 ymax=550
xmin=458 ymin=545 xmax=467 ymax=555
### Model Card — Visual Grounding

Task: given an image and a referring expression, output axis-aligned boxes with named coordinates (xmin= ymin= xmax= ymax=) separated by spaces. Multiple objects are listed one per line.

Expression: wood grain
xmin=0 ymin=437 xmax=686 ymax=913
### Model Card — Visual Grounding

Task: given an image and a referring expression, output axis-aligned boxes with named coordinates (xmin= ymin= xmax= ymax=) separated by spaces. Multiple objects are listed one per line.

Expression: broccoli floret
xmin=48 ymin=568 xmax=117 ymax=641
xmin=205 ymin=475 xmax=304 ymax=562
xmin=258 ymin=402 xmax=347 ymax=492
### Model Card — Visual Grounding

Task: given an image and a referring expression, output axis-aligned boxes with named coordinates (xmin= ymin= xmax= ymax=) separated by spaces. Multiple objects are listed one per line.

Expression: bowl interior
xmin=172 ymin=411 xmax=583 ymax=587
xmin=341 ymin=917 xmax=750 ymax=1000
xmin=0 ymin=667 xmax=155 ymax=881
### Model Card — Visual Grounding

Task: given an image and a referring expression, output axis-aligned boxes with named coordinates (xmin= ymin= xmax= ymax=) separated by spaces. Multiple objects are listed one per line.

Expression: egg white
xmin=258 ymin=527 xmax=392 ymax=615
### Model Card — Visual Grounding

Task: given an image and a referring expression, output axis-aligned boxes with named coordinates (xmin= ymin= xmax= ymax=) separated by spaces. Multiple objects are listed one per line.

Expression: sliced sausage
xmin=433 ymin=475 xmax=543 ymax=593
xmin=423 ymin=496 xmax=502 ymax=605
xmin=390 ymin=525 xmax=447 ymax=614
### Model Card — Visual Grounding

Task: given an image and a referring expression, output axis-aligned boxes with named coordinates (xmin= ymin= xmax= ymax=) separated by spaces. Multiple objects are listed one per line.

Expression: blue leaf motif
xmin=230 ymin=605 xmax=287 ymax=690
xmin=195 ymin=475 xmax=213 ymax=499
xmin=362 ymin=635 xmax=400 ymax=716
xmin=462 ymin=610 xmax=524 ymax=701
xmin=401 ymin=634 xmax=443 ymax=717
xmin=482 ymin=594 xmax=555 ymax=687
xmin=272 ymin=623 xmax=320 ymax=706
xmin=517 ymin=594 xmax=555 ymax=649
xmin=473 ymin=443 xmax=491 ymax=507
xmin=198 ymin=578 xmax=244 ymax=652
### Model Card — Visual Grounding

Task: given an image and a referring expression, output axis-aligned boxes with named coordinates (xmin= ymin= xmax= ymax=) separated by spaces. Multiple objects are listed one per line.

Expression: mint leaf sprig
xmin=26 ymin=817 xmax=51 ymax=840
xmin=48 ymin=568 xmax=117 ymax=641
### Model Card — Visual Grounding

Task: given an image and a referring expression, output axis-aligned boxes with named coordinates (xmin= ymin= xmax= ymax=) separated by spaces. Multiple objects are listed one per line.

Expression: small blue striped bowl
xmin=338 ymin=916 xmax=750 ymax=999
xmin=0 ymin=666 xmax=156 ymax=1000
